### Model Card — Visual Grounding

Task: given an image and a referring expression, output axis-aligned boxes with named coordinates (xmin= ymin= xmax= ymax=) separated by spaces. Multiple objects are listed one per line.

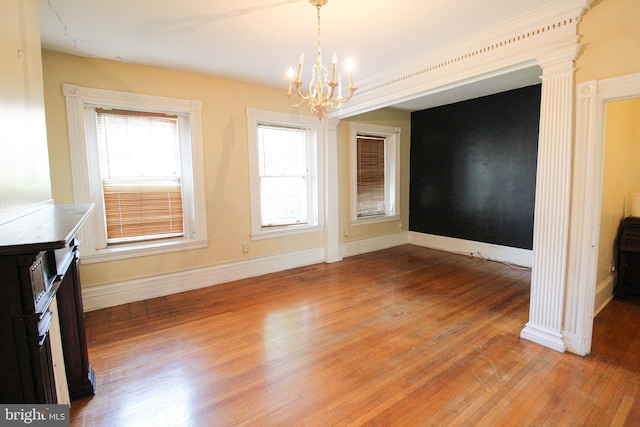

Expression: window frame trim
xmin=63 ymin=84 xmax=208 ymax=263
xmin=246 ymin=108 xmax=325 ymax=240
xmin=349 ymin=122 xmax=401 ymax=226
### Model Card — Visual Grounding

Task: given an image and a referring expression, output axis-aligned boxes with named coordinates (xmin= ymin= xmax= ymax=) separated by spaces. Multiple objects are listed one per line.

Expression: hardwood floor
xmin=70 ymin=245 xmax=640 ymax=426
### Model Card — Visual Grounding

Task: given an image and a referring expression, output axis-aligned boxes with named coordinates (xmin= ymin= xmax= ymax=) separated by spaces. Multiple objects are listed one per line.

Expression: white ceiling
xmin=38 ymin=0 xmax=553 ymax=112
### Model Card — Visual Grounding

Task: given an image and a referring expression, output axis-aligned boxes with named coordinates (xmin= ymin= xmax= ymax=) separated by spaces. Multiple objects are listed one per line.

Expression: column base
xmin=520 ymin=322 xmax=566 ymax=353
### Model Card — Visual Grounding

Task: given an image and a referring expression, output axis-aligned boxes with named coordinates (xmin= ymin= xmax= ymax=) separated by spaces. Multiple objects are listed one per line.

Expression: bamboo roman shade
xmin=95 ymin=108 xmax=184 ymax=243
xmin=357 ymin=134 xmax=385 ymax=217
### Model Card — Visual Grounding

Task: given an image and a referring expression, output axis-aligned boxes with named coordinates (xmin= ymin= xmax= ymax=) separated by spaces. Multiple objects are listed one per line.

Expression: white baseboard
xmin=594 ymin=275 xmax=615 ymax=317
xmin=82 ymin=247 xmax=325 ymax=311
xmin=82 ymin=232 xmax=415 ymax=312
xmin=561 ymin=275 xmax=616 ymax=355
xmin=82 ymin=231 xmax=530 ymax=312
xmin=408 ymin=232 xmax=533 ymax=268
xmin=339 ymin=232 xmax=409 ymax=258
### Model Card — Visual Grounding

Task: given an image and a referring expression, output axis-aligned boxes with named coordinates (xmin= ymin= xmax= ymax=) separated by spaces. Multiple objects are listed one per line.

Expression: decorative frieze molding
xmin=358 ymin=16 xmax=579 ymax=98
xmin=335 ymin=0 xmax=592 ymax=117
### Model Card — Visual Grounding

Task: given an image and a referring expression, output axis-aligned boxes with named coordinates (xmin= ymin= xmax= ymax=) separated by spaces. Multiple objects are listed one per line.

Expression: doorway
xmin=566 ymin=72 xmax=640 ymax=355
xmin=595 ymin=98 xmax=640 ymax=312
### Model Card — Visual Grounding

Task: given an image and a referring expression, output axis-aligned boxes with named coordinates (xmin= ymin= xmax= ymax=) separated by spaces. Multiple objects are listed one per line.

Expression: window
xmin=350 ymin=122 xmax=400 ymax=224
xmin=258 ymin=124 xmax=309 ymax=227
xmin=63 ymin=84 xmax=208 ymax=263
xmin=357 ymin=134 xmax=386 ymax=217
xmin=96 ymin=109 xmax=184 ymax=244
xmin=247 ymin=109 xmax=324 ymax=239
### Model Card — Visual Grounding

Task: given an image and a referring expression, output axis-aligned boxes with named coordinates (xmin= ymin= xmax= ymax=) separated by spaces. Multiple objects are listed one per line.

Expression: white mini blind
xmin=95 ymin=108 xmax=184 ymax=243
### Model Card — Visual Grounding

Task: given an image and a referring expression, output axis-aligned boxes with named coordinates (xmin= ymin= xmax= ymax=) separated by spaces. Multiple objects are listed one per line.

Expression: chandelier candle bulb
xmin=331 ymin=52 xmax=337 ymax=83
xmin=287 ymin=67 xmax=294 ymax=95
xmin=297 ymin=53 xmax=304 ymax=82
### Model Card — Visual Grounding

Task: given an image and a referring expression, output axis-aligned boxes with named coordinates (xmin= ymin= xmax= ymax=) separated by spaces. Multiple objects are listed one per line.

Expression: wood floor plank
xmin=69 ymin=245 xmax=640 ymax=426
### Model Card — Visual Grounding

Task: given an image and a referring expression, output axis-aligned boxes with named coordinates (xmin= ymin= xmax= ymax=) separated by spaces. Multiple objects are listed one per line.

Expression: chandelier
xmin=286 ymin=0 xmax=356 ymax=120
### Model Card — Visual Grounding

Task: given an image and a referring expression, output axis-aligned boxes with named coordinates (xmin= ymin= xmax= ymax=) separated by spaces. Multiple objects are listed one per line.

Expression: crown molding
xmin=332 ymin=0 xmax=592 ymax=118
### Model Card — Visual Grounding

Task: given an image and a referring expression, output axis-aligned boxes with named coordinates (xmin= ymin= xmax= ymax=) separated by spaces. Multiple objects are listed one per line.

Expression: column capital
xmin=537 ymin=42 xmax=581 ymax=77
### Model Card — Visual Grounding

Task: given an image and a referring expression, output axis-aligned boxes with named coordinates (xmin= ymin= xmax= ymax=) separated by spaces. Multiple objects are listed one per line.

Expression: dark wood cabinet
xmin=0 ymin=204 xmax=96 ymax=403
xmin=616 ymin=216 xmax=640 ymax=298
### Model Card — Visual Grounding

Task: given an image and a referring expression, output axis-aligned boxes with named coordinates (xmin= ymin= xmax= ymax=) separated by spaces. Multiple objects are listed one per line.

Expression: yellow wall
xmin=598 ymin=99 xmax=640 ymax=284
xmin=630 ymin=102 xmax=640 ymax=196
xmin=0 ymin=0 xmax=51 ymax=215
xmin=43 ymin=50 xmax=319 ymax=287
xmin=41 ymin=50 xmax=409 ymax=288
xmin=576 ymin=0 xmax=640 ymax=83
xmin=578 ymin=0 xmax=640 ymax=286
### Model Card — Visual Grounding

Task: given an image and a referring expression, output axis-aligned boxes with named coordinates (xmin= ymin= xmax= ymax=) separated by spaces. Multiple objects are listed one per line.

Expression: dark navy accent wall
xmin=409 ymin=84 xmax=541 ymax=250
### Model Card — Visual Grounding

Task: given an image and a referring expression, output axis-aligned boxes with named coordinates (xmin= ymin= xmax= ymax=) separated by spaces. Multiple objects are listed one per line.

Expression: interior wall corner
xmin=323 ymin=117 xmax=343 ymax=264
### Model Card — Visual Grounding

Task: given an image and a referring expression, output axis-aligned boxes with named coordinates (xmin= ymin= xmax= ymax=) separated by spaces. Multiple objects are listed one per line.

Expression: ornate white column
xmin=324 ymin=118 xmax=343 ymax=263
xmin=520 ymin=52 xmax=578 ymax=352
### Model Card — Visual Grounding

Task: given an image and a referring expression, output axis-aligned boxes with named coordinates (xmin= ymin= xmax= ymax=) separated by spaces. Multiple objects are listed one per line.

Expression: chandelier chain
xmin=316 ymin=5 xmax=322 ymax=60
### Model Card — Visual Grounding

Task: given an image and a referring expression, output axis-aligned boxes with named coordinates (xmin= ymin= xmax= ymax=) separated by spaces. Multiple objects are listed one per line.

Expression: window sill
xmin=351 ymin=215 xmax=400 ymax=226
xmin=80 ymin=238 xmax=209 ymax=264
xmin=251 ymin=224 xmax=324 ymax=240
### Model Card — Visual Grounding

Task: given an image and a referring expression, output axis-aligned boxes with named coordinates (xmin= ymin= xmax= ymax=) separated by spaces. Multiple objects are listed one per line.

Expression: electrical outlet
xmin=242 ymin=244 xmax=249 ymax=254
